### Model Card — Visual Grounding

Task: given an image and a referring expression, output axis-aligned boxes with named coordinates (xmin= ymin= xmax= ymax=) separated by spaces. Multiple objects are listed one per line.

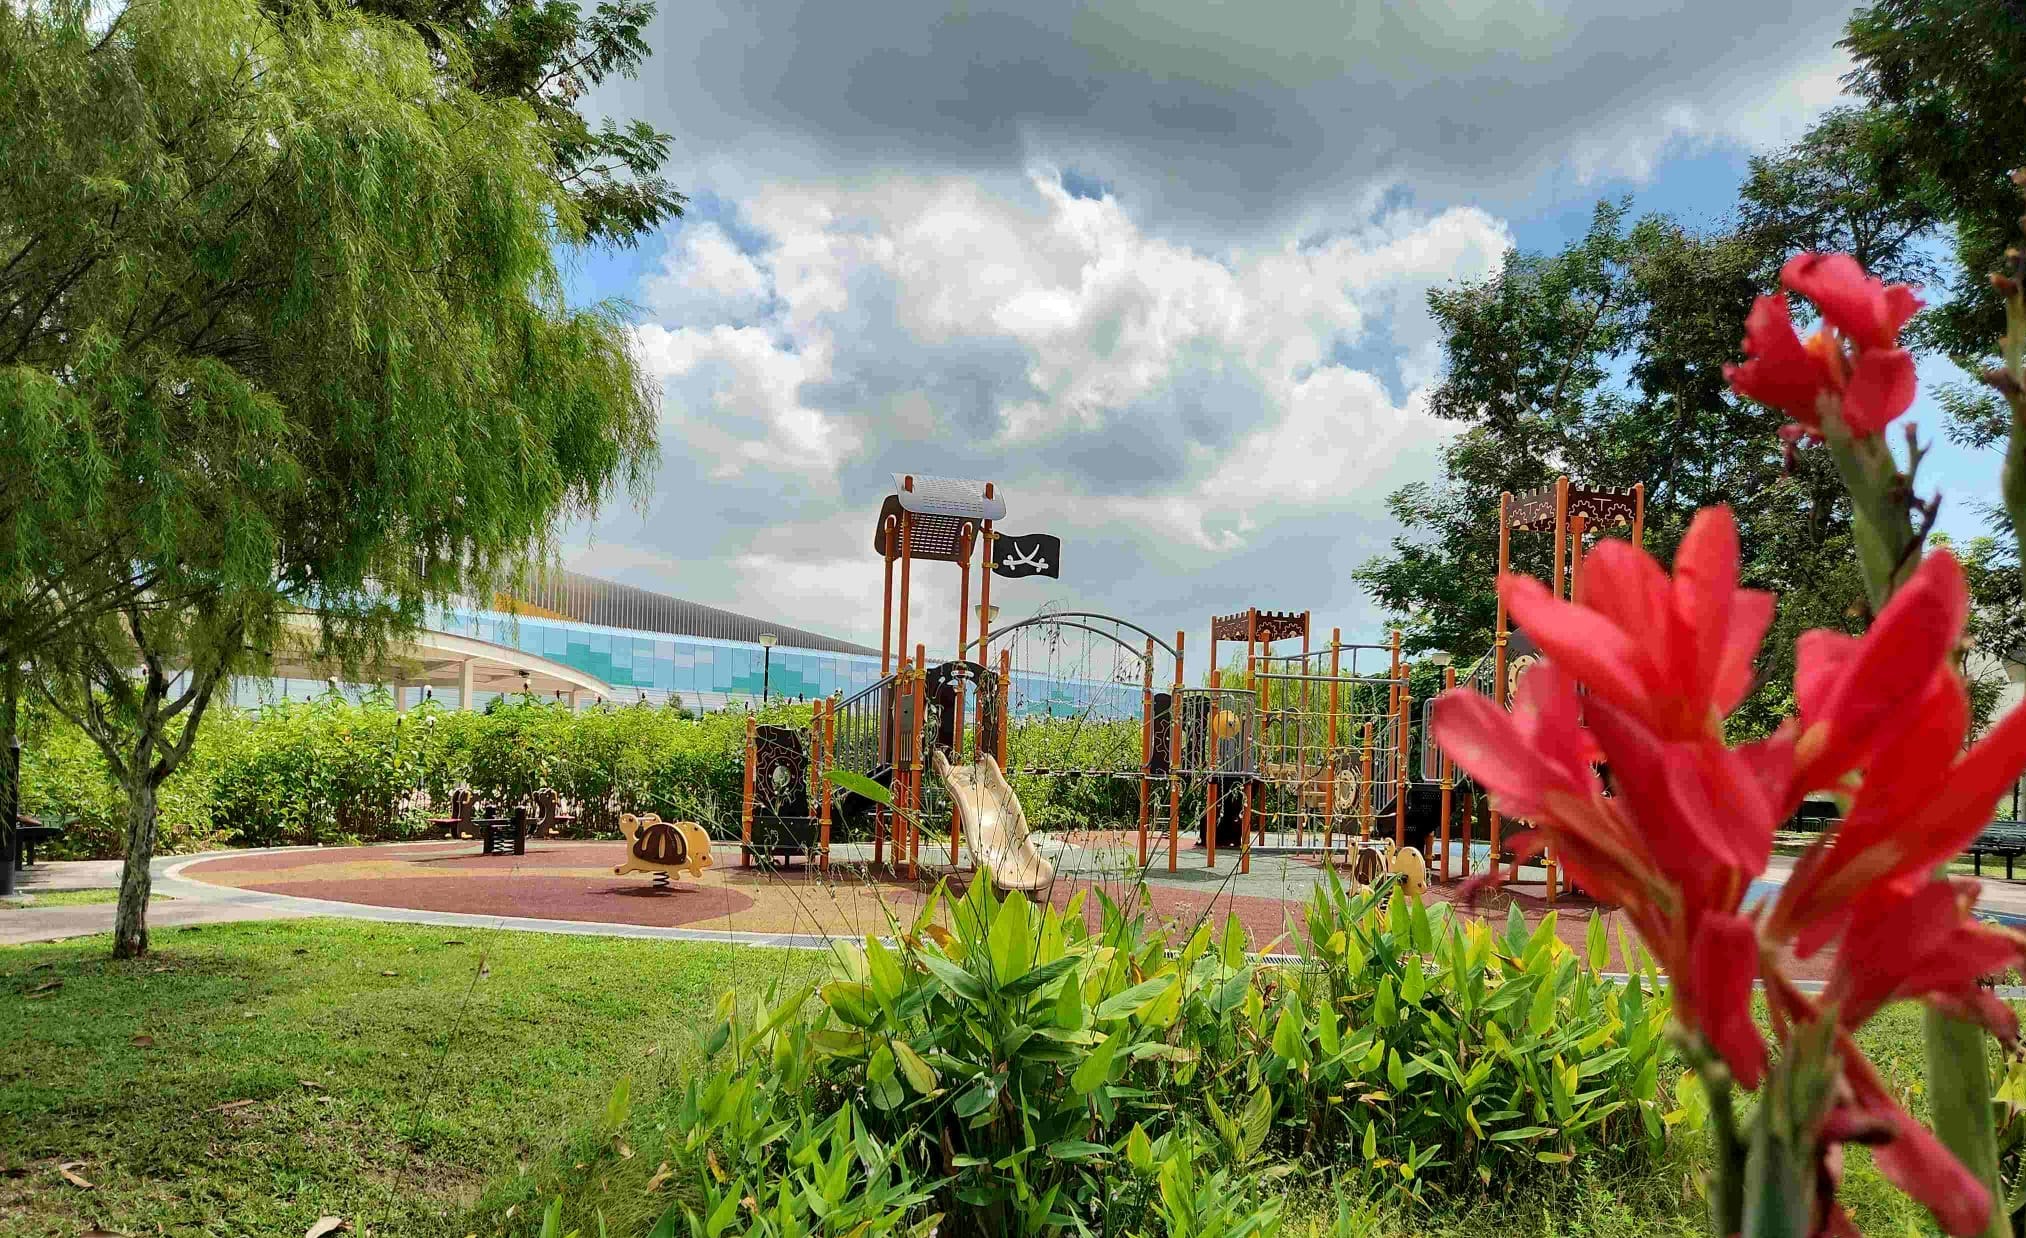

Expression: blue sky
xmin=551 ymin=0 xmax=1996 ymax=656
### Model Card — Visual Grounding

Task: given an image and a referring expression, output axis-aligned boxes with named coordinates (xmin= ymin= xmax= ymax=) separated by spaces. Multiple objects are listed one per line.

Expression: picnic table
xmin=12 ymin=813 xmax=66 ymax=869
xmin=1968 ymin=820 xmax=2026 ymax=879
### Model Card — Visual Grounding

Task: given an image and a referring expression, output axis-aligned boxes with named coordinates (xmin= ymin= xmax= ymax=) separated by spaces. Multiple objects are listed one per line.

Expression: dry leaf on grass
xmin=379 ymin=971 xmax=397 ymax=977
xmin=131 ymin=1034 xmax=155 ymax=1048
xmin=57 ymin=1161 xmax=93 ymax=1189
xmin=304 ymin=1217 xmax=348 ymax=1238
xmin=614 ymin=1139 xmax=634 ymax=1160
xmin=298 ymin=1079 xmax=324 ymax=1091
xmin=26 ymin=979 xmax=61 ymax=996
xmin=645 ymin=1161 xmax=674 ymax=1193
xmin=206 ymin=1099 xmax=256 ymax=1114
xmin=441 ymin=939 xmax=466 ymax=946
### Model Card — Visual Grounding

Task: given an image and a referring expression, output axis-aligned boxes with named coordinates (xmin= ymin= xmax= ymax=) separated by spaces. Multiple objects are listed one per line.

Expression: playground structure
xmin=735 ymin=472 xmax=1650 ymax=904
xmin=1427 ymin=476 xmax=1646 ymax=902
xmin=740 ymin=475 xmax=1456 ymax=890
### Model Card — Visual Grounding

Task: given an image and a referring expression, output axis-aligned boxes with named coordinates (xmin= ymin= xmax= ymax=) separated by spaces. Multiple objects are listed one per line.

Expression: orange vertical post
xmin=1631 ymin=481 xmax=1647 ymax=550
xmin=1385 ymin=636 xmax=1401 ymax=846
xmin=1551 ymin=476 xmax=1570 ymax=602
xmin=1206 ymin=668 xmax=1220 ymax=869
xmin=815 ymin=699 xmax=832 ymax=873
xmin=1490 ymin=492 xmax=1511 ymax=878
xmin=1138 ymin=636 xmax=1153 ymax=867
xmin=1168 ymin=630 xmax=1184 ymax=873
xmin=881 ymin=519 xmax=896 ymax=675
xmin=897 ymin=475 xmax=914 ymax=678
xmin=1359 ymin=721 xmax=1374 ymax=839
xmin=996 ymin=648 xmax=1010 ymax=768
xmin=912 ymin=642 xmax=926 ymax=879
xmin=741 ymin=715 xmax=756 ymax=867
xmin=1438 ymin=665 xmax=1455 ymax=882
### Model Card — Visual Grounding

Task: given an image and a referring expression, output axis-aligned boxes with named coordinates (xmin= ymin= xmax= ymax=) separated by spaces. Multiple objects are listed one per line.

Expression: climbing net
xmin=1243 ymin=644 xmax=1405 ymax=850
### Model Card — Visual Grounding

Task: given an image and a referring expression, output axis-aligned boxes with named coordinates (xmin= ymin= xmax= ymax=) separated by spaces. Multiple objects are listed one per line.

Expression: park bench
xmin=1967 ymin=820 xmax=2026 ymax=879
xmin=12 ymin=813 xmax=66 ymax=868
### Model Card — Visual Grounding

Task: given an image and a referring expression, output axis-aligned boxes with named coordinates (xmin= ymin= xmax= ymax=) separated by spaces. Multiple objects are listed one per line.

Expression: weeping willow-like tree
xmin=0 ymin=0 xmax=659 ymax=956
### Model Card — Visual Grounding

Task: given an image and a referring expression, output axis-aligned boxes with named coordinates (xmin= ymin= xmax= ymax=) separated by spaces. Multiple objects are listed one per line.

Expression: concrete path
xmin=10 ymin=836 xmax=2026 ymax=952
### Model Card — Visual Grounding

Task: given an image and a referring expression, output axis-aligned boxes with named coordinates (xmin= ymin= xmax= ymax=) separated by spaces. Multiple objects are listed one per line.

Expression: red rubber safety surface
xmin=176 ymin=840 xmax=1836 ymax=980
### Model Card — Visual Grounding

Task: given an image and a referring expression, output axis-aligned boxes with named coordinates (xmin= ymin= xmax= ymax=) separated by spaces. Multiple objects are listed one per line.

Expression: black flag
xmin=993 ymin=533 xmax=1061 ymax=579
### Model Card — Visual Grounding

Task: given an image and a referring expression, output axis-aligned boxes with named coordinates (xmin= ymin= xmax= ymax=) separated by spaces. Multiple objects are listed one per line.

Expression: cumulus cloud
xmin=596 ymin=0 xmax=1855 ymax=245
xmin=574 ymin=170 xmax=1506 ymax=649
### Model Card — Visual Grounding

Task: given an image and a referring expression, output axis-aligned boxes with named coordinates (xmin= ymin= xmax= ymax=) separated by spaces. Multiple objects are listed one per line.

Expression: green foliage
xmin=1352 ymin=202 xmax=1871 ymax=738
xmin=18 ymin=693 xmax=813 ymax=857
xmin=349 ymin=0 xmax=687 ymax=248
xmin=642 ymin=872 xmax=1675 ymax=1236
xmin=0 ymin=0 xmax=658 ymax=954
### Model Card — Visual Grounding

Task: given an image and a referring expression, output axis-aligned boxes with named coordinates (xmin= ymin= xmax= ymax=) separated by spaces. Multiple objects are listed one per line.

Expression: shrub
xmin=587 ymin=871 xmax=1673 ymax=1237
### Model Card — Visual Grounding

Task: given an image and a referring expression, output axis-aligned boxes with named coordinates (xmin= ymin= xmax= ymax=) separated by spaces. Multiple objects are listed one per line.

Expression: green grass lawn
xmin=0 ymin=888 xmax=168 ymax=908
xmin=0 ymin=917 xmax=1984 ymax=1238
xmin=1 ymin=918 xmax=826 ymax=1238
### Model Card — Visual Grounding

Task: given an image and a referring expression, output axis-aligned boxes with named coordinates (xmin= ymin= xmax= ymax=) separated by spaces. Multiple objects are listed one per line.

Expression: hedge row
xmin=20 ymin=693 xmax=812 ymax=860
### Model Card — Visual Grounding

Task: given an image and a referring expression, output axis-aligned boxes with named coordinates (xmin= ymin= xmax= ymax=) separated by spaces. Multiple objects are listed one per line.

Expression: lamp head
xmin=758 ymin=633 xmax=778 ymax=649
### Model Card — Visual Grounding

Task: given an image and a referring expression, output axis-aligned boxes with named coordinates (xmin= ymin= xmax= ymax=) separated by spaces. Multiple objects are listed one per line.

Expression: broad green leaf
xmin=1221 ymin=912 xmax=1248 ymax=968
xmin=892 ymin=1040 xmax=937 ymax=1093
xmin=1585 ymin=911 xmax=1609 ymax=972
xmin=1373 ymin=974 xmax=1398 ymax=1028
xmin=865 ymin=937 xmax=906 ymax=1006
xmin=920 ymin=950 xmax=987 ymax=1001
xmin=1527 ymin=974 xmax=1557 ymax=1036
xmin=1095 ymin=977 xmax=1170 ymax=1020
xmin=1272 ymin=998 xmax=1309 ymax=1065
xmin=987 ymin=892 xmax=1033 ymax=985
xmin=822 ymin=981 xmax=880 ymax=1029
xmin=830 ymin=767 xmax=892 ymax=806
xmin=1126 ymin=1123 xmax=1154 ymax=1174
xmin=1071 ymin=1030 xmax=1124 ymax=1094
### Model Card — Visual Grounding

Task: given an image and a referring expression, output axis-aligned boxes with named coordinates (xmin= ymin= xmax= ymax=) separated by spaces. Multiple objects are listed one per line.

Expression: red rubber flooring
xmin=177 ymin=840 xmax=1836 ymax=980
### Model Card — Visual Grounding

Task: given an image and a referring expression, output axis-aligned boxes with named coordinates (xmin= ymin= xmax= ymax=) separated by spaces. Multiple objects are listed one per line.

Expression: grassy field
xmin=0 ymin=888 xmax=168 ymax=908
xmin=1 ymin=919 xmax=826 ymax=1237
xmin=0 ymin=918 xmax=1977 ymax=1237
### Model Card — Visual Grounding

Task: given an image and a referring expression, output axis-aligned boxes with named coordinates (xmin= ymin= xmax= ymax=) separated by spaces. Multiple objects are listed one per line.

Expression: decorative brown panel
xmin=1506 ymin=484 xmax=1638 ymax=531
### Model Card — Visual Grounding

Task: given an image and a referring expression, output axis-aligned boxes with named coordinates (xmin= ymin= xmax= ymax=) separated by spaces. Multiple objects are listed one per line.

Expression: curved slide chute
xmin=931 ymin=750 xmax=1054 ymax=892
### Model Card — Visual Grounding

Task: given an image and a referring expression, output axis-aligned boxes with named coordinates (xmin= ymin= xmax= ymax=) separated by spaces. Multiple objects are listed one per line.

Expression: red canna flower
xmin=1761 ymin=550 xmax=2026 ymax=955
xmin=1819 ymin=878 xmax=2023 ymax=1043
xmin=1825 ymin=1049 xmax=1996 ymax=1237
xmin=1781 ymin=253 xmax=1922 ymax=352
xmin=1724 ymin=253 xmax=1922 ymax=438
xmin=1501 ymin=505 xmax=1772 ymax=743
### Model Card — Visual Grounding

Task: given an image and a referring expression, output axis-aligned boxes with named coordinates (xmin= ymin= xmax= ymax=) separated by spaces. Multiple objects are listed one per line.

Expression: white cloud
xmin=593 ymin=167 xmax=1509 ymax=647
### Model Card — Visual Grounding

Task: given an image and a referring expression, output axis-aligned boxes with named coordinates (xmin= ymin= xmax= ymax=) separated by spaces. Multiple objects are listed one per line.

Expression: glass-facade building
xmin=431 ymin=607 xmax=886 ymax=709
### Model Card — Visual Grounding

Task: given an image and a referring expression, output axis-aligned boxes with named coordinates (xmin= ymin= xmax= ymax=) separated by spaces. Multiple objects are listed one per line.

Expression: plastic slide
xmin=931 ymin=750 xmax=1055 ymax=891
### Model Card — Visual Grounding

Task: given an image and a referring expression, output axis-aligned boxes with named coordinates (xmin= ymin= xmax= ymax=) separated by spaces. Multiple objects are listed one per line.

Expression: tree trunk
xmin=112 ymin=771 xmax=159 ymax=959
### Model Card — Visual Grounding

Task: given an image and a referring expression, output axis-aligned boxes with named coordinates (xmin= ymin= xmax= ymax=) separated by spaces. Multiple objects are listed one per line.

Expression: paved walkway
xmin=10 ymin=837 xmax=2026 ymax=972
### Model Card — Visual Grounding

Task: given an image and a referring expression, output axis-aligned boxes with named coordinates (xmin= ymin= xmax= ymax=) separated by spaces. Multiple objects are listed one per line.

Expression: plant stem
xmin=1704 ymin=1066 xmax=1747 ymax=1238
xmin=1825 ymin=402 xmax=2013 ymax=1238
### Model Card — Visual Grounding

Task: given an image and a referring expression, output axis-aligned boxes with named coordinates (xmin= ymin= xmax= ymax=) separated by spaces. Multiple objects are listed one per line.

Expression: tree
xmin=0 ymin=0 xmax=658 ymax=956
xmin=1353 ymin=202 xmax=1871 ymax=734
xmin=341 ymin=0 xmax=685 ymax=247
xmin=1841 ymin=0 xmax=2026 ymax=364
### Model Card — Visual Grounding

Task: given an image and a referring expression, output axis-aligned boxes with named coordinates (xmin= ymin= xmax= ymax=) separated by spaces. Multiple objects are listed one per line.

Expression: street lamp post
xmin=759 ymin=633 xmax=777 ymax=705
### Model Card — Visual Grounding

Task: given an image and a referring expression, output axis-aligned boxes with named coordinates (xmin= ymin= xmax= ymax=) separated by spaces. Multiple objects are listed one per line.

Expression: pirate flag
xmin=993 ymin=533 xmax=1061 ymax=579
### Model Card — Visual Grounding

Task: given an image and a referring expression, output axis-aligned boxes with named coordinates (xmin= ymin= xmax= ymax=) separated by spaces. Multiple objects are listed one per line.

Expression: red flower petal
xmin=1840 ymin=346 xmax=1918 ymax=435
xmin=1840 ymin=1060 xmax=1993 ymax=1236
xmin=1780 ymin=253 xmax=1924 ymax=352
xmin=1728 ymin=294 xmax=1836 ymax=428
xmin=1502 ymin=573 xmax=1658 ymax=723
xmin=1682 ymin=912 xmax=1765 ymax=1089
